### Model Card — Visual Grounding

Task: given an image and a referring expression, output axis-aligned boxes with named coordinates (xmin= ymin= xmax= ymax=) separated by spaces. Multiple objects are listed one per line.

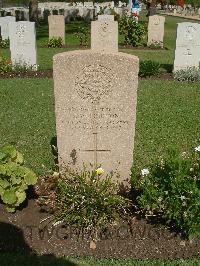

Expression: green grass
xmin=0 ymin=78 xmax=199 ymax=177
xmin=0 ymin=253 xmax=199 ymax=266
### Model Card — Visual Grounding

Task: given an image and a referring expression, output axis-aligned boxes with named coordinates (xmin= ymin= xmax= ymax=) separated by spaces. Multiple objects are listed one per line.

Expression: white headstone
xmin=9 ymin=21 xmax=37 ymax=70
xmin=53 ymin=50 xmax=139 ymax=189
xmin=98 ymin=14 xmax=114 ymax=21
xmin=147 ymin=15 xmax=165 ymax=47
xmin=174 ymin=22 xmax=200 ymax=71
xmin=91 ymin=21 xmax=118 ymax=52
xmin=0 ymin=16 xmax=15 ymax=40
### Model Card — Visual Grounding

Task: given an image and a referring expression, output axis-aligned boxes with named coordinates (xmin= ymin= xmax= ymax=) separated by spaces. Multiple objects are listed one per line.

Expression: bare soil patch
xmin=0 ymin=197 xmax=199 ymax=258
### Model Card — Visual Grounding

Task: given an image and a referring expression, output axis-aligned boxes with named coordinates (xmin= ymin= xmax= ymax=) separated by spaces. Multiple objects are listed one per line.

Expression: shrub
xmin=47 ymin=37 xmax=63 ymax=48
xmin=0 ymin=55 xmax=12 ymax=74
xmin=119 ymin=15 xmax=147 ymax=47
xmin=0 ymin=38 xmax=10 ymax=49
xmin=139 ymin=60 xmax=160 ymax=77
xmin=36 ymin=167 xmax=131 ymax=242
xmin=0 ymin=54 xmax=36 ymax=74
xmin=74 ymin=26 xmax=89 ymax=46
xmin=132 ymin=147 xmax=200 ymax=240
xmin=174 ymin=67 xmax=200 ymax=82
xmin=0 ymin=145 xmax=37 ymax=212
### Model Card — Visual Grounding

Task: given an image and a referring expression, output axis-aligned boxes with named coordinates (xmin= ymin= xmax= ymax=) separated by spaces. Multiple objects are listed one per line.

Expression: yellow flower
xmin=96 ymin=167 xmax=104 ymax=175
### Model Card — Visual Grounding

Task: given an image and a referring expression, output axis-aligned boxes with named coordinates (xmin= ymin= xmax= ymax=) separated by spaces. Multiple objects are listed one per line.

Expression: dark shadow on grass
xmin=160 ymin=63 xmax=173 ymax=73
xmin=0 ymin=222 xmax=78 ymax=266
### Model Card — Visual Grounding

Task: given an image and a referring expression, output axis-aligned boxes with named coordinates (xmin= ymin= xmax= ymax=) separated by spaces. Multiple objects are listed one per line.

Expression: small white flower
xmin=52 ymin=220 xmax=64 ymax=227
xmin=158 ymin=197 xmax=162 ymax=202
xmin=194 ymin=146 xmax=200 ymax=152
xmin=180 ymin=195 xmax=186 ymax=201
xmin=141 ymin=168 xmax=150 ymax=176
xmin=53 ymin=171 xmax=59 ymax=177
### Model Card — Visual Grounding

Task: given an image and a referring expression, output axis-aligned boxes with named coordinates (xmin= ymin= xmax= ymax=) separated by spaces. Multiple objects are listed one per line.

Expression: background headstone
xmin=147 ymin=15 xmax=165 ymax=47
xmin=91 ymin=21 xmax=118 ymax=52
xmin=174 ymin=22 xmax=200 ymax=71
xmin=48 ymin=15 xmax=65 ymax=44
xmin=98 ymin=14 xmax=114 ymax=21
xmin=0 ymin=16 xmax=15 ymax=39
xmin=53 ymin=50 xmax=139 ymax=188
xmin=9 ymin=21 xmax=37 ymax=70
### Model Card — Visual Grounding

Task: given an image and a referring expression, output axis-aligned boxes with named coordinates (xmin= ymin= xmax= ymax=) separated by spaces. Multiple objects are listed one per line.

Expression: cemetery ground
xmin=0 ymin=12 xmax=200 ymax=265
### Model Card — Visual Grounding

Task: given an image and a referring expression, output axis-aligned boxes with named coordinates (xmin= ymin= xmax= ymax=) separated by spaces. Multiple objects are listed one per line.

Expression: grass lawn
xmin=0 ymin=78 xmax=199 ymax=176
xmin=0 ymin=253 xmax=199 ymax=266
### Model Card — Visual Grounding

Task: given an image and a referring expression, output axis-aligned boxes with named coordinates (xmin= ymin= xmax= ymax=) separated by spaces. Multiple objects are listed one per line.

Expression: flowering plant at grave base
xmin=35 ymin=166 xmax=131 ymax=245
xmin=174 ymin=67 xmax=200 ymax=82
xmin=0 ymin=54 xmax=12 ymax=74
xmin=0 ymin=38 xmax=10 ymax=49
xmin=96 ymin=167 xmax=104 ymax=175
xmin=132 ymin=147 xmax=200 ymax=240
xmin=47 ymin=37 xmax=63 ymax=48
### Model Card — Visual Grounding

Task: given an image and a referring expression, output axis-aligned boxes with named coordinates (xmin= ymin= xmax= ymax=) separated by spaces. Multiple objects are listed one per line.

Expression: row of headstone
xmin=53 ymin=14 xmax=139 ymax=189
xmin=41 ymin=6 xmax=126 ymax=22
xmin=0 ymin=8 xmax=29 ymax=21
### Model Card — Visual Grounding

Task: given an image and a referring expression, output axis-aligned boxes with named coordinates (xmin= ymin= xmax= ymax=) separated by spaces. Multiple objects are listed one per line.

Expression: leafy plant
xmin=0 ymin=145 xmax=37 ymax=212
xmin=0 ymin=55 xmax=12 ymax=74
xmin=133 ymin=147 xmax=200 ymax=240
xmin=139 ymin=60 xmax=160 ymax=77
xmin=74 ymin=27 xmax=89 ymax=46
xmin=174 ymin=67 xmax=200 ymax=82
xmin=36 ymin=167 xmax=131 ymax=243
xmin=148 ymin=41 xmax=163 ymax=49
xmin=47 ymin=37 xmax=63 ymax=48
xmin=119 ymin=15 xmax=147 ymax=46
xmin=0 ymin=38 xmax=10 ymax=49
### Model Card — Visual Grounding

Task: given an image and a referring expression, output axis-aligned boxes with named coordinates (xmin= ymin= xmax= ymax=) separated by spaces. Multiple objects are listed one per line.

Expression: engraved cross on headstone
xmin=82 ymin=104 xmax=110 ymax=168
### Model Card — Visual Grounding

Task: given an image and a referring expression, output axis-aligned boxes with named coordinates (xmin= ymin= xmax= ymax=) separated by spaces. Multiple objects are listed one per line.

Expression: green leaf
xmin=24 ymin=170 xmax=37 ymax=185
xmin=0 ymin=151 xmax=7 ymax=161
xmin=10 ymin=175 xmax=22 ymax=185
xmin=2 ymin=188 xmax=17 ymax=204
xmin=6 ymin=206 xmax=16 ymax=213
xmin=0 ymin=178 xmax=10 ymax=188
xmin=1 ymin=145 xmax=17 ymax=160
xmin=15 ymin=191 xmax=26 ymax=206
xmin=15 ymin=151 xmax=24 ymax=165
xmin=0 ymin=164 xmax=6 ymax=175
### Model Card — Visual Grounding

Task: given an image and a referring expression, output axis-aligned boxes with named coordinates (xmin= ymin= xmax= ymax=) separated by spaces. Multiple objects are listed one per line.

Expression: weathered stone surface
xmin=147 ymin=15 xmax=165 ymax=47
xmin=98 ymin=14 xmax=114 ymax=21
xmin=53 ymin=50 xmax=139 ymax=189
xmin=175 ymin=22 xmax=200 ymax=47
xmin=174 ymin=22 xmax=200 ymax=71
xmin=48 ymin=15 xmax=65 ymax=43
xmin=0 ymin=16 xmax=15 ymax=40
xmin=91 ymin=21 xmax=118 ymax=52
xmin=9 ymin=21 xmax=37 ymax=70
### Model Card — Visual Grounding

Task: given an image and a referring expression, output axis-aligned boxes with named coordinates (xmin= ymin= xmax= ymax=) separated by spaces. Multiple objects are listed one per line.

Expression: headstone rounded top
xmin=53 ymin=49 xmax=139 ymax=62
